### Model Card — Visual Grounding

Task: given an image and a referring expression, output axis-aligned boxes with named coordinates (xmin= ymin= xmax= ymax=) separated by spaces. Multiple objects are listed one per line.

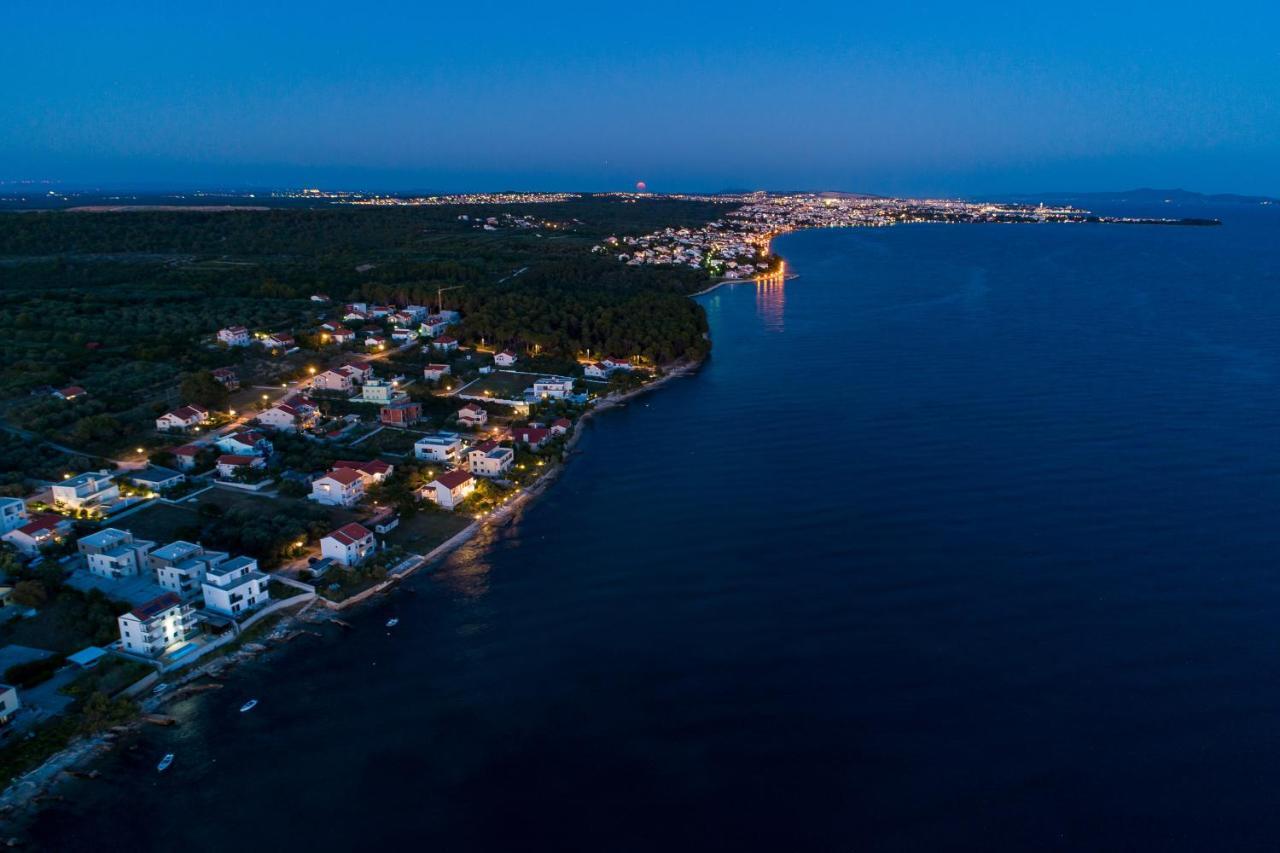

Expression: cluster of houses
xmin=411 ymin=417 xmax=570 ymax=511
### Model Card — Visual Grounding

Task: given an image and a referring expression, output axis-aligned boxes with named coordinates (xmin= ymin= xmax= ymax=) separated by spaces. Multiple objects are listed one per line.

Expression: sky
xmin=2 ymin=1 xmax=1278 ymax=197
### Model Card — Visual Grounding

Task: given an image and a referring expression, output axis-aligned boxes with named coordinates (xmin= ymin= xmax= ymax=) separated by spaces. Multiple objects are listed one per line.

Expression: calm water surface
xmin=28 ymin=206 xmax=1280 ymax=851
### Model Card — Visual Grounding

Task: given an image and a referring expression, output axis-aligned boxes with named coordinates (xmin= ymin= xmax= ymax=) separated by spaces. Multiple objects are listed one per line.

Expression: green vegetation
xmin=0 ymin=197 xmax=723 ymax=455
xmin=0 ymin=691 xmax=136 ymax=784
xmin=0 ymin=574 xmax=129 ymax=654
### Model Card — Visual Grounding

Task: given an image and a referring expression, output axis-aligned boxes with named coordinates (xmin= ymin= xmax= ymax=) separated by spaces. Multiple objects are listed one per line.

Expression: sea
xmin=24 ymin=202 xmax=1280 ymax=852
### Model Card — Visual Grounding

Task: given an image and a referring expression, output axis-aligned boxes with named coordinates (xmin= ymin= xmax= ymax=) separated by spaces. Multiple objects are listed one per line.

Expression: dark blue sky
xmin=3 ymin=2 xmax=1277 ymax=197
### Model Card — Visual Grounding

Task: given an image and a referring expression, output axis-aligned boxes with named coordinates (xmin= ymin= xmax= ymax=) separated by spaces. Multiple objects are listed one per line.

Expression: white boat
xmin=157 ymin=754 xmax=174 ymax=772
xmin=151 ymin=683 xmax=170 ymax=696
xmin=239 ymin=699 xmax=258 ymax=713
xmin=385 ymin=618 xmax=399 ymax=628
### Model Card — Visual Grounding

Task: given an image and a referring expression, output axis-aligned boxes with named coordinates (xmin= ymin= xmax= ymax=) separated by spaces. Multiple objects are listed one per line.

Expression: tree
xmin=179 ymin=371 xmax=230 ymax=409
xmin=10 ymin=579 xmax=48 ymax=609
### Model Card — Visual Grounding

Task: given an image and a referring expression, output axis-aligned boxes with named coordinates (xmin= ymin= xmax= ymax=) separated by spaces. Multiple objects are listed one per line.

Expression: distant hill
xmin=1012 ymin=188 xmax=1279 ymax=205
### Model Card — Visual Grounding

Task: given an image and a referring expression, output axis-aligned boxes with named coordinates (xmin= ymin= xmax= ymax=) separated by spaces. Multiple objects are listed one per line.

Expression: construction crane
xmin=436 ymin=285 xmax=464 ymax=314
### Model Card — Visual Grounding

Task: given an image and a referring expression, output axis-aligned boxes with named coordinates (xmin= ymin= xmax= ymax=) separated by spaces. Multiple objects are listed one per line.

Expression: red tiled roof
xmin=129 ymin=592 xmax=182 ymax=620
xmin=333 ymin=459 xmax=392 ymax=476
xmin=16 ymin=513 xmax=64 ymax=536
xmin=434 ymin=469 xmax=473 ymax=489
xmin=327 ymin=522 xmax=372 ymax=546
xmin=172 ymin=444 xmax=201 ymax=456
xmin=320 ymin=468 xmax=364 ymax=486
xmin=217 ymin=454 xmax=258 ymax=466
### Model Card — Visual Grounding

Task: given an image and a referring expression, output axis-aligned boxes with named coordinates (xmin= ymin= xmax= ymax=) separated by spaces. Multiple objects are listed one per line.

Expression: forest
xmin=0 ymin=195 xmax=730 ymax=453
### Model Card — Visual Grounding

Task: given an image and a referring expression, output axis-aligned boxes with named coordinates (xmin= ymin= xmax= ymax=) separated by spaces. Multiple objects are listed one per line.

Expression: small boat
xmin=385 ymin=618 xmax=399 ymax=628
xmin=151 ymin=683 xmax=170 ymax=696
xmin=157 ymin=754 xmax=174 ymax=772
xmin=239 ymin=699 xmax=258 ymax=713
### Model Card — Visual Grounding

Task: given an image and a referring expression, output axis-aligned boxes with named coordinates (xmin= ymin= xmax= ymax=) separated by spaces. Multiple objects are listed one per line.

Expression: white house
xmin=311 ymin=368 xmax=356 ymax=393
xmin=218 ymin=326 xmax=251 ymax=347
xmin=361 ymin=379 xmax=400 ymax=404
xmin=216 ymin=454 xmax=266 ymax=480
xmin=603 ymin=357 xmax=634 ymax=372
xmin=414 ymin=432 xmax=463 ymax=464
xmin=216 ymin=430 xmax=273 ymax=457
xmin=419 ymin=316 xmax=451 ymax=338
xmin=583 ymin=362 xmax=609 ymax=379
xmin=51 ymin=470 xmax=119 ymax=511
xmin=432 ymin=336 xmax=459 ymax=352
xmin=1 ymin=514 xmax=73 ymax=556
xmin=201 ymin=556 xmax=270 ymax=617
xmin=418 ymin=469 xmax=475 ymax=510
xmin=532 ymin=376 xmax=575 ymax=399
xmin=551 ymin=418 xmax=572 ymax=436
xmin=150 ymin=540 xmax=229 ymax=600
xmin=466 ymin=441 xmax=514 ymax=478
xmin=424 ymin=364 xmax=451 ymax=381
xmin=0 ymin=497 xmax=28 ymax=534
xmin=155 ymin=405 xmax=209 ymax=432
xmin=309 ymin=468 xmax=366 ymax=507
xmin=118 ymin=593 xmax=197 ymax=658
xmin=320 ymin=523 xmax=377 ymax=567
xmin=170 ymin=445 xmax=202 ymax=471
xmin=341 ymin=362 xmax=375 ymax=383
xmin=79 ymin=528 xmax=155 ymax=581
xmin=494 ymin=350 xmax=518 ymax=367
xmin=457 ymin=403 xmax=488 ymax=428
xmin=257 ymin=399 xmax=318 ymax=432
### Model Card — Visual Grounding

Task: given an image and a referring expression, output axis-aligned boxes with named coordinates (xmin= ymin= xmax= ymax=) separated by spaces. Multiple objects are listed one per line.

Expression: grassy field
xmin=114 ymin=502 xmax=202 ymax=543
xmin=456 ymin=370 xmax=538 ymax=400
xmin=351 ymin=426 xmax=427 ymax=456
xmin=385 ymin=511 xmax=471 ymax=554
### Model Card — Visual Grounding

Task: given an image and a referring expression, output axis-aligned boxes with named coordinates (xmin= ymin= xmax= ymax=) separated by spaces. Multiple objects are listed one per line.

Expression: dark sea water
xmin=26 ymin=205 xmax=1280 ymax=852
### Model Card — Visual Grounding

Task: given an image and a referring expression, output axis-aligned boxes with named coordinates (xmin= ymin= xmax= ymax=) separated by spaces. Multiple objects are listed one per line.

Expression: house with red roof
xmin=211 ymin=367 xmax=240 ymax=390
xmin=511 ymin=426 xmax=551 ymax=450
xmin=1 ymin=513 xmax=73 ymax=556
xmin=320 ymin=522 xmax=376 ymax=567
xmin=550 ymin=418 xmax=572 ymax=436
xmin=457 ymin=403 xmax=488 ymax=428
xmin=418 ymin=469 xmax=475 ymax=510
xmin=380 ymin=400 xmax=422 ymax=426
xmin=466 ymin=441 xmax=514 ymax=478
xmin=216 ymin=454 xmax=266 ymax=480
xmin=156 ymin=405 xmax=209 ymax=432
xmin=216 ymin=429 xmax=273 ymax=457
xmin=424 ymin=363 xmax=451 ymax=381
xmin=309 ymin=468 xmax=366 ymax=507
xmin=54 ymin=385 xmax=88 ymax=401
xmin=331 ymin=459 xmax=394 ymax=485
xmin=217 ymin=326 xmax=251 ymax=347
xmin=432 ymin=335 xmax=459 ymax=352
xmin=118 ymin=592 xmax=197 ymax=658
xmin=494 ymin=349 xmax=518 ymax=367
xmin=170 ymin=445 xmax=203 ymax=471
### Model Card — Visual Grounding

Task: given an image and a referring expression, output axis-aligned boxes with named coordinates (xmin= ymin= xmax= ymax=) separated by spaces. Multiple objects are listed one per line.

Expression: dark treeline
xmin=0 ymin=197 xmax=725 ymax=446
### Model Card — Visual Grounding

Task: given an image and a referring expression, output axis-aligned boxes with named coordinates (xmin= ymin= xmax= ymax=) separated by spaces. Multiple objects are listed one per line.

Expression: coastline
xmin=0 ymin=355 xmax=708 ymax=826
xmin=689 ymin=270 xmax=799 ymax=298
